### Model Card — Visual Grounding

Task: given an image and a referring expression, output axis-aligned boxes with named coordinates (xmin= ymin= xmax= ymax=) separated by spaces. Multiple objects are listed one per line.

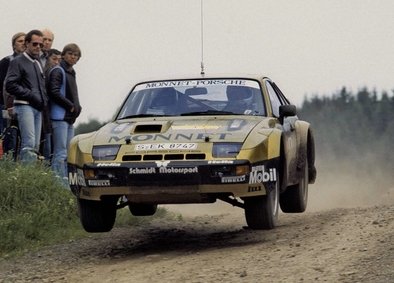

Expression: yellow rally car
xmin=68 ymin=75 xmax=317 ymax=232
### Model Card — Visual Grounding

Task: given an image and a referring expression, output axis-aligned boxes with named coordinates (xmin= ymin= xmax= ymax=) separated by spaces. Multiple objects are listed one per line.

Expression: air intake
xmin=134 ymin=124 xmax=162 ymax=133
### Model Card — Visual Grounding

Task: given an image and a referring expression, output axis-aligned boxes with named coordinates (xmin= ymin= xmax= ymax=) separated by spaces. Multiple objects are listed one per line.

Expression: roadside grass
xmin=0 ymin=157 xmax=84 ymax=258
xmin=0 ymin=157 xmax=182 ymax=259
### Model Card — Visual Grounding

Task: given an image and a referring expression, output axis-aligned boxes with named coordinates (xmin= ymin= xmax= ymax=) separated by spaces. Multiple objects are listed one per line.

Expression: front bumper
xmin=68 ymin=159 xmax=278 ymax=202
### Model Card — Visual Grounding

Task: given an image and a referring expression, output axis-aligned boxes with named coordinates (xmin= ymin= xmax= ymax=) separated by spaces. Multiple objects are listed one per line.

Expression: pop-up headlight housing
xmin=92 ymin=145 xmax=120 ymax=160
xmin=212 ymin=142 xmax=242 ymax=158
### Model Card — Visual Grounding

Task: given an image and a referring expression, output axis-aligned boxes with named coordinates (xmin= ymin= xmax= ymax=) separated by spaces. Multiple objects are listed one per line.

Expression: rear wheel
xmin=244 ymin=181 xmax=279 ymax=230
xmin=78 ymin=198 xmax=117 ymax=232
xmin=128 ymin=203 xmax=158 ymax=216
xmin=280 ymin=158 xmax=309 ymax=213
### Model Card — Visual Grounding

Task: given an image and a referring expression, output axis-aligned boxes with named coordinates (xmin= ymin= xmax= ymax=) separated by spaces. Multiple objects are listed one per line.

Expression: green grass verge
xmin=0 ymin=158 xmax=84 ymax=258
xmin=0 ymin=157 xmax=182 ymax=258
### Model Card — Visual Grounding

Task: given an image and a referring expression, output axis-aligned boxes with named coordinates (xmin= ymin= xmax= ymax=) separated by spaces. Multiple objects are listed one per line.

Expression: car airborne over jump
xmin=68 ymin=74 xmax=317 ymax=232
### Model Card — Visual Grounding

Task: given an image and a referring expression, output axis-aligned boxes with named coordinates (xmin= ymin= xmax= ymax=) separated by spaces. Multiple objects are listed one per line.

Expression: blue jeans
xmin=14 ymin=105 xmax=42 ymax=163
xmin=42 ymin=132 xmax=52 ymax=161
xmin=51 ymin=120 xmax=74 ymax=186
xmin=0 ymin=104 xmax=5 ymax=134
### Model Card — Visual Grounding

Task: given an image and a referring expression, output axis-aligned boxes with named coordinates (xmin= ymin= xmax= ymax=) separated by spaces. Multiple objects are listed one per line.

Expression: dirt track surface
xmin=0 ymin=199 xmax=393 ymax=283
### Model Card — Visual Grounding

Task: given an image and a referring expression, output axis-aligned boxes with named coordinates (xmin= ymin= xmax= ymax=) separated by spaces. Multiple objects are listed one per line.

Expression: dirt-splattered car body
xmin=68 ymin=74 xmax=316 ymax=232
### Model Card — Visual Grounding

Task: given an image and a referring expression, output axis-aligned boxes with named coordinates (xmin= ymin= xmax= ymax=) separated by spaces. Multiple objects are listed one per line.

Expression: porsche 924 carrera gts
xmin=68 ymin=75 xmax=317 ymax=232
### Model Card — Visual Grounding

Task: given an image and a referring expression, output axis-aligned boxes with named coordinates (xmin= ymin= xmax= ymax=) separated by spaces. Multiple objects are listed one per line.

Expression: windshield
xmin=117 ymin=79 xmax=266 ymax=119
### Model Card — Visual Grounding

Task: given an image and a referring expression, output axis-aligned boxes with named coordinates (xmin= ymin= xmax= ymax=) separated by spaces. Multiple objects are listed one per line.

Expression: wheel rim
xmin=301 ymin=159 xmax=309 ymax=203
xmin=270 ymin=181 xmax=279 ymax=217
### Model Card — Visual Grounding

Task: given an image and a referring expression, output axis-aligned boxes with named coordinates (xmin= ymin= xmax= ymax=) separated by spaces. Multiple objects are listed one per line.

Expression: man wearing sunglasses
xmin=5 ymin=29 xmax=47 ymax=163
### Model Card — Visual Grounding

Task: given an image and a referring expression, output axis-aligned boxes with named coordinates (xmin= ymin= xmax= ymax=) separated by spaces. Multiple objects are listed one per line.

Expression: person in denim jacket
xmin=47 ymin=43 xmax=82 ymax=186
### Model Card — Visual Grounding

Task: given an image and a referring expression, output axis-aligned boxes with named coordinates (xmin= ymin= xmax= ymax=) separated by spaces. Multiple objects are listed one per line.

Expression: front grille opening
xmin=123 ymin=155 xmax=142 ymax=161
xmin=134 ymin=124 xmax=162 ymax=133
xmin=164 ymin=154 xmax=184 ymax=160
xmin=186 ymin=153 xmax=206 ymax=160
xmin=143 ymin=154 xmax=163 ymax=161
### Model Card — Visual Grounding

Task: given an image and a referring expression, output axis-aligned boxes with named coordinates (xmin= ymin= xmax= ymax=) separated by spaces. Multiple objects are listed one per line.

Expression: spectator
xmin=41 ymin=49 xmax=62 ymax=162
xmin=37 ymin=29 xmax=55 ymax=161
xmin=0 ymin=32 xmax=25 ymax=134
xmin=48 ymin=44 xmax=82 ymax=186
xmin=40 ymin=29 xmax=54 ymax=67
xmin=5 ymin=29 xmax=47 ymax=163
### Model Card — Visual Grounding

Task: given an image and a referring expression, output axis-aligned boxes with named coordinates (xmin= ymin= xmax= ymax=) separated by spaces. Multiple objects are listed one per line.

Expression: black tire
xmin=77 ymin=198 xmax=117 ymax=232
xmin=280 ymin=158 xmax=309 ymax=213
xmin=244 ymin=181 xmax=279 ymax=230
xmin=128 ymin=203 xmax=158 ymax=216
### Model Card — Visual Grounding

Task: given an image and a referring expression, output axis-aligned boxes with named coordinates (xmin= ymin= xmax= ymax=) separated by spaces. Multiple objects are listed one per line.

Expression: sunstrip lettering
xmin=249 ymin=165 xmax=277 ymax=183
xmin=136 ymin=80 xmax=252 ymax=91
xmin=109 ymin=133 xmax=231 ymax=143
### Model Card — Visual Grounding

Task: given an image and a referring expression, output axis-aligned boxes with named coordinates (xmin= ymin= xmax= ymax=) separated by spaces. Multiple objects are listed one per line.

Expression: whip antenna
xmin=200 ymin=0 xmax=205 ymax=75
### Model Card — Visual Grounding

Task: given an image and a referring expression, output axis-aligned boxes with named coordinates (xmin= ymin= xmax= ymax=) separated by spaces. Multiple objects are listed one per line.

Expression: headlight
xmin=92 ymin=145 xmax=120 ymax=160
xmin=212 ymin=143 xmax=242 ymax=158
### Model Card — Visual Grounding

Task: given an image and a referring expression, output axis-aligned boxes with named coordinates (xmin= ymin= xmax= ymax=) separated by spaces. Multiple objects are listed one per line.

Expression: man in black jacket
xmin=5 ymin=29 xmax=47 ymax=163
xmin=0 ymin=32 xmax=25 ymax=134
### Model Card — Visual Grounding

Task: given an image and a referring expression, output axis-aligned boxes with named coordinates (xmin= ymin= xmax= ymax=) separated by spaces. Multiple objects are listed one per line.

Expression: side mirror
xmin=279 ymin=104 xmax=296 ymax=123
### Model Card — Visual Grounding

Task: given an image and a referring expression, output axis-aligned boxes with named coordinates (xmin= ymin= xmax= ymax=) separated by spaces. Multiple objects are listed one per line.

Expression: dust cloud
xmin=307 ymin=157 xmax=394 ymax=211
xmin=166 ymin=156 xmax=394 ymax=217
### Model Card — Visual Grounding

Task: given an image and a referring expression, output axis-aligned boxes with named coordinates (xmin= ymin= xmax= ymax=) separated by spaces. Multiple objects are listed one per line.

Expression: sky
xmin=1 ymin=0 xmax=394 ymax=125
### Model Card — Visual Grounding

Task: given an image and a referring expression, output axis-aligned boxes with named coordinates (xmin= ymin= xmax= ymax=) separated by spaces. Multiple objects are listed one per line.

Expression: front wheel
xmin=244 ymin=181 xmax=279 ymax=230
xmin=78 ymin=198 xmax=117 ymax=232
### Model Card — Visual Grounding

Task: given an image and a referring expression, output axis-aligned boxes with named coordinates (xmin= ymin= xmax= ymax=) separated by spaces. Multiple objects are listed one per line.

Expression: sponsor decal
xmin=112 ymin=123 xmax=130 ymax=133
xmin=208 ymin=160 xmax=234 ymax=164
xmin=136 ymin=143 xmax=197 ymax=151
xmin=158 ymin=167 xmax=198 ymax=174
xmin=134 ymin=79 xmax=260 ymax=91
xmin=96 ymin=162 xmax=121 ymax=167
xmin=109 ymin=132 xmax=231 ymax=143
xmin=88 ymin=180 xmax=111 ymax=186
xmin=221 ymin=175 xmax=246 ymax=183
xmin=130 ymin=167 xmax=156 ymax=174
xmin=155 ymin=161 xmax=170 ymax=167
xmin=69 ymin=169 xmax=86 ymax=186
xmin=248 ymin=186 xmax=262 ymax=192
xmin=228 ymin=119 xmax=246 ymax=130
xmin=249 ymin=165 xmax=277 ymax=183
xmin=129 ymin=161 xmax=198 ymax=174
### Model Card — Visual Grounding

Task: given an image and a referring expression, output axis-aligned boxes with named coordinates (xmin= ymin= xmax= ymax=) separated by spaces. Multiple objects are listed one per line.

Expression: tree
xmin=75 ymin=118 xmax=106 ymax=135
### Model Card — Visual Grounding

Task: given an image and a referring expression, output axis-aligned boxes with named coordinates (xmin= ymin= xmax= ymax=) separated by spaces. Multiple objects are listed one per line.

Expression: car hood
xmin=92 ymin=116 xmax=275 ymax=146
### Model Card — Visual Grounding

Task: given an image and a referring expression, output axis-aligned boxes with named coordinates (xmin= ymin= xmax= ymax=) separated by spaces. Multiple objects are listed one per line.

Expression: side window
xmin=272 ymin=82 xmax=290 ymax=105
xmin=265 ymin=82 xmax=282 ymax=117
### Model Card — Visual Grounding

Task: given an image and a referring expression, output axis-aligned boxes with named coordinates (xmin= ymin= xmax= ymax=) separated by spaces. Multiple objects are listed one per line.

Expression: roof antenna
xmin=200 ymin=0 xmax=205 ymax=75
